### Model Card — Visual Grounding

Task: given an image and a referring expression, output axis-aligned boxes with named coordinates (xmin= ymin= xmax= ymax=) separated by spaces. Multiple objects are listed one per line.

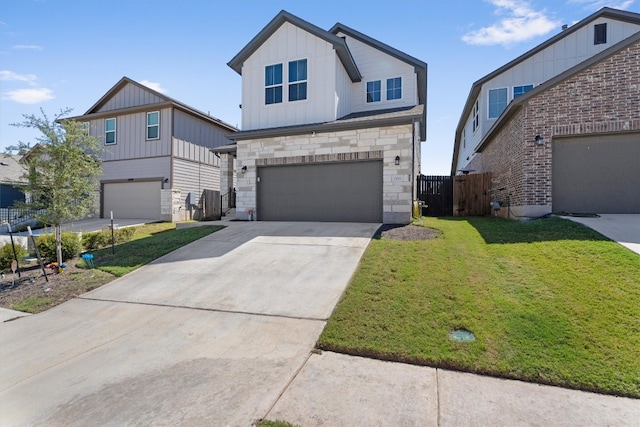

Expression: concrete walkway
xmin=563 ymin=214 xmax=640 ymax=255
xmin=1 ymin=221 xmax=638 ymax=426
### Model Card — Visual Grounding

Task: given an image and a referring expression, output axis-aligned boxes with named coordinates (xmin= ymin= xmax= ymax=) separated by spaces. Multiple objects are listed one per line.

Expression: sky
xmin=1 ymin=0 xmax=638 ymax=175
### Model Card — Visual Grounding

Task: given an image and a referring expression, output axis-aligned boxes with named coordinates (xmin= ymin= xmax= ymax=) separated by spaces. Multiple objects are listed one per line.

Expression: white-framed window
xmin=82 ymin=122 xmax=90 ymax=135
xmin=105 ymin=118 xmax=116 ymax=145
xmin=386 ymin=77 xmax=402 ymax=100
xmin=147 ymin=111 xmax=159 ymax=140
xmin=462 ymin=128 xmax=466 ymax=148
xmin=513 ymin=84 xmax=533 ymax=98
xmin=288 ymin=59 xmax=307 ymax=102
xmin=594 ymin=23 xmax=607 ymax=45
xmin=488 ymin=88 xmax=508 ymax=119
xmin=265 ymin=63 xmax=283 ymax=105
xmin=366 ymin=80 xmax=381 ymax=103
xmin=472 ymin=100 xmax=479 ymax=132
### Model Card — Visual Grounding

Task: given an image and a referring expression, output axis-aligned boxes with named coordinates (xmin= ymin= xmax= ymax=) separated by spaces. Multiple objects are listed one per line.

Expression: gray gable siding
xmin=97 ymin=83 xmax=164 ymax=113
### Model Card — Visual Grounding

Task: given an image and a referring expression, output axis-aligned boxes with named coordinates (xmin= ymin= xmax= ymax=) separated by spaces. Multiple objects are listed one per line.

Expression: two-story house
xmin=216 ymin=10 xmax=427 ymax=224
xmin=452 ymin=7 xmax=640 ymax=217
xmin=68 ymin=77 xmax=237 ymax=221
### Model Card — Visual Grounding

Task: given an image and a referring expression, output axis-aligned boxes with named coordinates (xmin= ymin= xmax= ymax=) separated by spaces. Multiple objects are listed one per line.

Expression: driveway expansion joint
xmin=75 ymin=296 xmax=329 ymax=322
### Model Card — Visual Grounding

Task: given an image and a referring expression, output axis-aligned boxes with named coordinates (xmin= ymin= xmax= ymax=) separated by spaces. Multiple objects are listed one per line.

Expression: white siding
xmin=172 ymin=158 xmax=220 ymax=200
xmin=242 ymin=22 xmax=338 ymax=130
xmin=97 ymin=83 xmax=164 ymax=112
xmin=88 ymin=108 xmax=172 ymax=160
xmin=335 ymin=52 xmax=353 ymax=119
xmin=339 ymin=33 xmax=417 ymax=114
xmin=479 ymin=18 xmax=640 ymax=132
xmin=101 ymin=157 xmax=171 ymax=183
xmin=173 ymin=109 xmax=234 ymax=149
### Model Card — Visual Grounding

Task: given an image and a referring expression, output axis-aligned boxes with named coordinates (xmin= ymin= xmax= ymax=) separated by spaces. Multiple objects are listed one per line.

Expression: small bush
xmin=36 ymin=232 xmax=81 ymax=262
xmin=82 ymin=227 xmax=136 ymax=251
xmin=0 ymin=242 xmax=28 ymax=272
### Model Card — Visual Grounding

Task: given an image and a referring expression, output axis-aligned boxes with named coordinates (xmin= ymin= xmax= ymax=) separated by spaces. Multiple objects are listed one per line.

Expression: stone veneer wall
xmin=160 ymin=189 xmax=183 ymax=222
xmin=469 ymin=40 xmax=640 ymax=218
xmin=235 ymin=123 xmax=415 ymax=224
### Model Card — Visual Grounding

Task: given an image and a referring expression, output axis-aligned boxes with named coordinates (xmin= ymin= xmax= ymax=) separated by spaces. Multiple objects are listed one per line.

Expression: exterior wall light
xmin=395 ymin=155 xmax=400 ymax=165
xmin=241 ymin=166 xmax=247 ymax=173
xmin=535 ymin=135 xmax=545 ymax=146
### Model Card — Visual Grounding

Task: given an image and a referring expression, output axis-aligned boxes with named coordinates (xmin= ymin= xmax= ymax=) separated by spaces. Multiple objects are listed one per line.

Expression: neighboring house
xmin=67 ymin=77 xmax=237 ymax=221
xmin=452 ymin=7 xmax=640 ymax=217
xmin=0 ymin=155 xmax=26 ymax=221
xmin=217 ymin=10 xmax=427 ymax=224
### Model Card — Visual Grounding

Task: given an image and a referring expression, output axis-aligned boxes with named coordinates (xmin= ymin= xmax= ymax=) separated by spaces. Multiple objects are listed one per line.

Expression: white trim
xmin=487 ymin=87 xmax=508 ymax=120
xmin=146 ymin=111 xmax=160 ymax=140
xmin=105 ymin=117 xmax=116 ymax=145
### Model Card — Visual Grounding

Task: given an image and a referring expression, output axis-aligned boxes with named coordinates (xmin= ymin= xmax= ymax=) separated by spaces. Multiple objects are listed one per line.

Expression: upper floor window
xmin=288 ymin=59 xmax=307 ymax=102
xmin=105 ymin=118 xmax=116 ymax=145
xmin=472 ymin=100 xmax=479 ymax=132
xmin=82 ymin=122 xmax=90 ymax=135
xmin=462 ymin=129 xmax=466 ymax=148
xmin=147 ymin=111 xmax=159 ymax=140
xmin=265 ymin=63 xmax=283 ymax=105
xmin=594 ymin=23 xmax=607 ymax=45
xmin=387 ymin=77 xmax=402 ymax=100
xmin=488 ymin=88 xmax=508 ymax=119
xmin=513 ymin=85 xmax=533 ymax=98
xmin=366 ymin=80 xmax=381 ymax=103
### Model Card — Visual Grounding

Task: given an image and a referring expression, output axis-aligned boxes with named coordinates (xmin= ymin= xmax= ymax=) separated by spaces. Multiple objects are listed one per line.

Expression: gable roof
xmin=69 ymin=76 xmax=237 ymax=132
xmin=0 ymin=155 xmax=26 ymax=183
xmin=227 ymin=10 xmax=362 ymax=82
xmin=452 ymin=7 xmax=640 ymax=174
xmin=331 ymin=22 xmax=427 ymax=140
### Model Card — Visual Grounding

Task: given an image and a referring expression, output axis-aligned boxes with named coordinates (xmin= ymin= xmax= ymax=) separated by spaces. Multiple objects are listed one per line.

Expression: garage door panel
xmin=553 ymin=133 xmax=640 ymax=214
xmin=257 ymin=161 xmax=383 ymax=223
xmin=103 ymin=181 xmax=161 ymax=219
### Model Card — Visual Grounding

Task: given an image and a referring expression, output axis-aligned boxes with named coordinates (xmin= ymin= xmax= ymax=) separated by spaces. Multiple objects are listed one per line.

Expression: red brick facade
xmin=469 ymin=40 xmax=640 ymax=217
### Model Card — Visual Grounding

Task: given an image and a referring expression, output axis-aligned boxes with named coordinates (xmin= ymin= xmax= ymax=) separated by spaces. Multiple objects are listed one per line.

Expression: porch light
xmin=395 ymin=156 xmax=400 ymax=165
xmin=241 ymin=166 xmax=247 ymax=173
xmin=535 ymin=135 xmax=545 ymax=146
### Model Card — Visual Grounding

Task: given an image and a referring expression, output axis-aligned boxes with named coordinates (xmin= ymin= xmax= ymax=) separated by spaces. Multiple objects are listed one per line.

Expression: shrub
xmin=0 ymin=242 xmax=28 ymax=272
xmin=36 ymin=232 xmax=81 ymax=263
xmin=82 ymin=227 xmax=136 ymax=251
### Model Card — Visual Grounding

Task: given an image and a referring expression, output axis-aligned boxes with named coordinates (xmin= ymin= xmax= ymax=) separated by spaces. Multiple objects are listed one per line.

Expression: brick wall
xmin=469 ymin=40 xmax=640 ymax=218
xmin=236 ymin=123 xmax=415 ymax=223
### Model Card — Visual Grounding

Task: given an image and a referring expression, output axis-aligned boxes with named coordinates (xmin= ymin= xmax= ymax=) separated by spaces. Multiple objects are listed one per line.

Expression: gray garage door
xmin=257 ymin=161 xmax=383 ymax=222
xmin=553 ymin=133 xmax=640 ymax=214
xmin=103 ymin=181 xmax=161 ymax=219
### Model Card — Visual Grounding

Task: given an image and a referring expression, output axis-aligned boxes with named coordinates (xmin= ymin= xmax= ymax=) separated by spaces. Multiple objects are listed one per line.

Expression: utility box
xmin=187 ymin=192 xmax=197 ymax=206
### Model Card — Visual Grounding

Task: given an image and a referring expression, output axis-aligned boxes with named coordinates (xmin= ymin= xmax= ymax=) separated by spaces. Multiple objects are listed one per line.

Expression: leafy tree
xmin=10 ymin=108 xmax=102 ymax=265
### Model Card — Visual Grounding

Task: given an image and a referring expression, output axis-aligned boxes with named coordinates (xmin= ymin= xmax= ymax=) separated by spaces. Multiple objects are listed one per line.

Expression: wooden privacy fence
xmin=453 ymin=172 xmax=492 ymax=216
xmin=416 ymin=175 xmax=454 ymax=216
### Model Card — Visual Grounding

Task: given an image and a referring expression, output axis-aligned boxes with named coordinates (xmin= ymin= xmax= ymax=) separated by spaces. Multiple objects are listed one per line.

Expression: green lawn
xmin=87 ymin=223 xmax=223 ymax=276
xmin=318 ymin=217 xmax=640 ymax=398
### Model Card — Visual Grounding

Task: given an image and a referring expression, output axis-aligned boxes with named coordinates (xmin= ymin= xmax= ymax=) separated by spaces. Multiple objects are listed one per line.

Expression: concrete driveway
xmin=0 ymin=221 xmax=379 ymax=426
xmin=563 ymin=214 xmax=640 ymax=255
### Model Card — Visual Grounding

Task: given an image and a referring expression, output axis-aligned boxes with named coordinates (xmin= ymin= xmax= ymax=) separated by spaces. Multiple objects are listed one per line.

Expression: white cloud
xmin=12 ymin=44 xmax=43 ymax=50
xmin=0 ymin=70 xmax=38 ymax=85
xmin=567 ymin=0 xmax=635 ymax=10
xmin=4 ymin=87 xmax=55 ymax=104
xmin=140 ymin=80 xmax=167 ymax=94
xmin=462 ymin=0 xmax=561 ymax=46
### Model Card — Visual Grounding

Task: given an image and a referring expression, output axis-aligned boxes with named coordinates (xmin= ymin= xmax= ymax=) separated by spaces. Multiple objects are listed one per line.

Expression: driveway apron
xmin=0 ymin=222 xmax=379 ymax=426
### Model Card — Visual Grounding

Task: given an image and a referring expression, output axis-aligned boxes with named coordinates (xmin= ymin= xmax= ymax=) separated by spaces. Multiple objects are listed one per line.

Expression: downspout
xmin=411 ymin=118 xmax=416 ymax=206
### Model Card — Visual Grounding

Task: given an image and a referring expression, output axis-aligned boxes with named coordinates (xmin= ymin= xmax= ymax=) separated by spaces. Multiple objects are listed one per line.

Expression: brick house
xmin=215 ymin=10 xmax=427 ymax=223
xmin=452 ymin=8 xmax=640 ymax=217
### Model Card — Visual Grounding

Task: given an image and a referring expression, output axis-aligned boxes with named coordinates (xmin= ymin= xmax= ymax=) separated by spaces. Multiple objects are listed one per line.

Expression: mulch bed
xmin=376 ymin=224 xmax=442 ymax=241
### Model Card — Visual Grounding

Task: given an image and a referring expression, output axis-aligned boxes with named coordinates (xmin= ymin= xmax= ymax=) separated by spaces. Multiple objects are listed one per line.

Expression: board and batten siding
xmin=101 ymin=157 xmax=171 ymax=183
xmin=339 ymin=33 xmax=418 ymax=114
xmin=172 ymin=138 xmax=220 ymax=167
xmin=172 ymin=158 xmax=220 ymax=200
xmin=335 ymin=52 xmax=353 ymax=119
xmin=479 ymin=17 xmax=640 ymax=135
xmin=89 ymin=108 xmax=172 ymax=160
xmin=242 ymin=21 xmax=338 ymax=130
xmin=97 ymin=82 xmax=164 ymax=112
xmin=173 ymin=109 xmax=233 ymax=149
